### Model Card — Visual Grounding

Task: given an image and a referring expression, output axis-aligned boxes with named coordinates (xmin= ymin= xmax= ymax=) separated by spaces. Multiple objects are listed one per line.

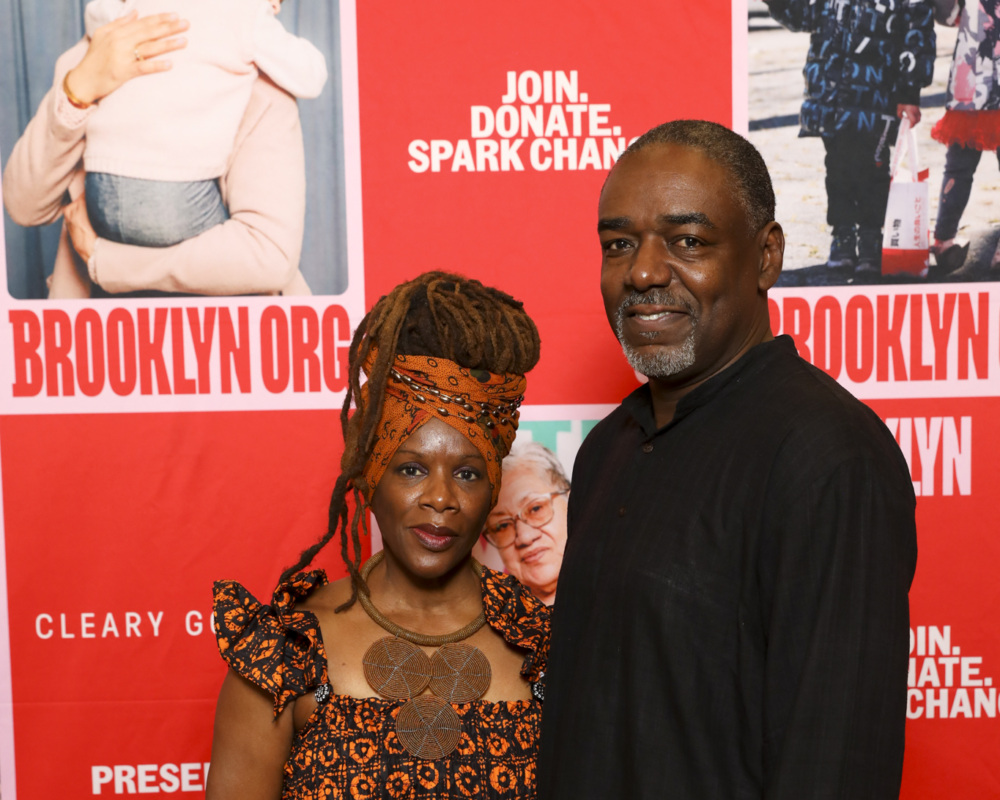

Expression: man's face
xmin=598 ymin=143 xmax=779 ymax=388
xmin=486 ymin=463 xmax=567 ymax=605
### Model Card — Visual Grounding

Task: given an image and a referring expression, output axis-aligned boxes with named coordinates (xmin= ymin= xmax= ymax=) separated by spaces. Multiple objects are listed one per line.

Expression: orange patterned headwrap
xmin=359 ymin=351 xmax=526 ymax=505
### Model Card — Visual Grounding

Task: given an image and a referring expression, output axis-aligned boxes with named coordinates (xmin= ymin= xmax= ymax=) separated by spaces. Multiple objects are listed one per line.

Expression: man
xmin=483 ymin=441 xmax=569 ymax=605
xmin=538 ymin=120 xmax=916 ymax=799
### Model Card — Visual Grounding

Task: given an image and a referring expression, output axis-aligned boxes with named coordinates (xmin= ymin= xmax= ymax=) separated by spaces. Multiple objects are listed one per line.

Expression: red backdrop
xmin=1 ymin=1 xmax=997 ymax=798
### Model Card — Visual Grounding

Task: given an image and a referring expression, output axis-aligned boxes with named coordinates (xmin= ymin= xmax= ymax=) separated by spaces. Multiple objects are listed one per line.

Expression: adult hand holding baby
xmin=64 ymin=10 xmax=189 ymax=107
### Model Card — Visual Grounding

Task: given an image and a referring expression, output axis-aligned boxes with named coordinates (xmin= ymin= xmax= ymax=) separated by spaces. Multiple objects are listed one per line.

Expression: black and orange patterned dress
xmin=213 ymin=566 xmax=550 ymax=799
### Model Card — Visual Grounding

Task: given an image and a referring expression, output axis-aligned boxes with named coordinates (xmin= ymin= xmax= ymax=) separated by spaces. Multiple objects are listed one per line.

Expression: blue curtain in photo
xmin=0 ymin=0 xmax=347 ymax=298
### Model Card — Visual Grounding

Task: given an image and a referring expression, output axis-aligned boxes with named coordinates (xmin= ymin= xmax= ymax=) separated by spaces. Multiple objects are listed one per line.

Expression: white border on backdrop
xmin=769 ymin=284 xmax=1000 ymax=400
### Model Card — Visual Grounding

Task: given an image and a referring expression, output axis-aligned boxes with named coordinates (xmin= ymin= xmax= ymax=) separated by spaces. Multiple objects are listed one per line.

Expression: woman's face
xmin=370 ymin=418 xmax=494 ymax=580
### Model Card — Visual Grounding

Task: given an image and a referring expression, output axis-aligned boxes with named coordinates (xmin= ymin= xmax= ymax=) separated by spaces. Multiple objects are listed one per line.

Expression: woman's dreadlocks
xmin=278 ymin=271 xmax=541 ymax=610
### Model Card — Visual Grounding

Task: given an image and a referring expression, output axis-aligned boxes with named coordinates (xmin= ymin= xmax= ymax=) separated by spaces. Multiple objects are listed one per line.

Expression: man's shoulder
xmin=580 ymin=392 xmax=642 ymax=446
xmin=751 ymin=343 xmax=908 ymax=474
xmin=570 ymin=394 xmax=642 ymax=481
xmin=766 ymin=345 xmax=877 ymax=420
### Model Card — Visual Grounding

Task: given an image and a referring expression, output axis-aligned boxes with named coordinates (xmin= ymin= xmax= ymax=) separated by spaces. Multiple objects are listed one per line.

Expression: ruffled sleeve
xmin=213 ymin=570 xmax=330 ymax=717
xmin=480 ymin=567 xmax=551 ymax=682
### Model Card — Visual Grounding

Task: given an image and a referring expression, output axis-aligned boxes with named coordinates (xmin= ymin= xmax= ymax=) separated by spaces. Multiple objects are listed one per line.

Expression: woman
xmin=2 ymin=11 xmax=310 ymax=297
xmin=208 ymin=272 xmax=548 ymax=799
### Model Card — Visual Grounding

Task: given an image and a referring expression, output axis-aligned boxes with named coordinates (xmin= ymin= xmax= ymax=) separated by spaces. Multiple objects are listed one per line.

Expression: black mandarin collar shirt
xmin=538 ymin=336 xmax=917 ymax=800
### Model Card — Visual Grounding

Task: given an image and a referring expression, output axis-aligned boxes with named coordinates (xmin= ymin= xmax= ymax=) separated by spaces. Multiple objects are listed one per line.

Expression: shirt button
xmin=618 ymin=506 xmax=626 ymax=517
xmin=641 ymin=442 xmax=653 ymax=453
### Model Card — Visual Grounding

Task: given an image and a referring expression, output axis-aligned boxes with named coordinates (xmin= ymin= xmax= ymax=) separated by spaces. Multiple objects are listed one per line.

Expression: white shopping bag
xmin=882 ymin=117 xmax=930 ymax=276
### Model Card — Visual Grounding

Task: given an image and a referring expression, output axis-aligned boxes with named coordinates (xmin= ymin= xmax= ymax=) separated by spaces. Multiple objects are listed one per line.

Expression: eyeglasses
xmin=484 ymin=490 xmax=568 ymax=549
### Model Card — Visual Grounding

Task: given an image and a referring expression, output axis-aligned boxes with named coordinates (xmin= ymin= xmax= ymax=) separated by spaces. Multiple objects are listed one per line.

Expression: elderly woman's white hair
xmin=502 ymin=440 xmax=570 ymax=491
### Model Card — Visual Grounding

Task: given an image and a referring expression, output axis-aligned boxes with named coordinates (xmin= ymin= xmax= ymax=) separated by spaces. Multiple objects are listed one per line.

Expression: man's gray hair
xmin=622 ymin=119 xmax=776 ymax=234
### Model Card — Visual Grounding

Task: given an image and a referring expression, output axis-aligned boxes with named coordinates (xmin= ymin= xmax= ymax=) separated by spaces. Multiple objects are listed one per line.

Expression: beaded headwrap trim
xmin=359 ymin=350 xmax=525 ymax=505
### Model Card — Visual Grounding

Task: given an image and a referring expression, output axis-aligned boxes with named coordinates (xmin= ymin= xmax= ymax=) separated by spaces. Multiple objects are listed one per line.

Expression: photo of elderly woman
xmin=483 ymin=441 xmax=569 ymax=606
xmin=0 ymin=0 xmax=348 ymax=298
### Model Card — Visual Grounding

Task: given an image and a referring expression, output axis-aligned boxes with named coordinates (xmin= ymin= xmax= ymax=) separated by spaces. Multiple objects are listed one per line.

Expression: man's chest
xmin=562 ymin=425 xmax=771 ymax=654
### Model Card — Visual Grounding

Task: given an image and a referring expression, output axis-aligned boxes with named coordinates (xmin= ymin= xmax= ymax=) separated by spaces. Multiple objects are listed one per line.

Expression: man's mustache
xmin=616 ymin=290 xmax=696 ymax=317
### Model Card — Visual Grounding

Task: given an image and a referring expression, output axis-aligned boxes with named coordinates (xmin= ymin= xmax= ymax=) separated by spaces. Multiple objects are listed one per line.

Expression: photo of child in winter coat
xmin=764 ymin=0 xmax=937 ymax=275
xmin=750 ymin=0 xmax=1000 ymax=286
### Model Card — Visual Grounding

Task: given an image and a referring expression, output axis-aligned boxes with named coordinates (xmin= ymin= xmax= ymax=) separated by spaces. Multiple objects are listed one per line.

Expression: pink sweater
xmin=2 ymin=41 xmax=310 ymax=297
xmin=84 ymin=0 xmax=327 ymax=182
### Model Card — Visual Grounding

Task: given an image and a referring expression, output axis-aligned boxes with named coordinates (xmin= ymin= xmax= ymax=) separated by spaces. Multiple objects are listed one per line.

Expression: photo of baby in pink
xmin=80 ymin=0 xmax=325 ymax=248
xmin=483 ymin=441 xmax=569 ymax=606
xmin=2 ymin=0 xmax=335 ymax=298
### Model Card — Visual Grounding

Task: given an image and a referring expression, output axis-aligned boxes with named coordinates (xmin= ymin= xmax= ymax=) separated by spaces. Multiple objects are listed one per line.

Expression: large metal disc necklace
xmin=359 ymin=551 xmax=492 ymax=759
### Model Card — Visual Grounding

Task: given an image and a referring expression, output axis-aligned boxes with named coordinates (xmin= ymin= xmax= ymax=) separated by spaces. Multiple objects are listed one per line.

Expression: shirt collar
xmin=622 ymin=336 xmax=798 ymax=436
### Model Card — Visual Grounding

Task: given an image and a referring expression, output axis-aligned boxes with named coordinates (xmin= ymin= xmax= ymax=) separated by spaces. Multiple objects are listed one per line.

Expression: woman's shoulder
xmin=295 ymin=573 xmax=354 ymax=615
xmin=480 ymin=566 xmax=550 ymax=682
xmin=214 ymin=569 xmax=329 ymax=628
xmin=212 ymin=570 xmax=332 ymax=716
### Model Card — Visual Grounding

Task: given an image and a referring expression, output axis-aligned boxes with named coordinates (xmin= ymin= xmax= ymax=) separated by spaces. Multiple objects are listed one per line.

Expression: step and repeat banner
xmin=0 ymin=0 xmax=996 ymax=797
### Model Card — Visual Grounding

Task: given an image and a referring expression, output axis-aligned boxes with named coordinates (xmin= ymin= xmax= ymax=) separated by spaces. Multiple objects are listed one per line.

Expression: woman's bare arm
xmin=206 ymin=670 xmax=294 ymax=800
